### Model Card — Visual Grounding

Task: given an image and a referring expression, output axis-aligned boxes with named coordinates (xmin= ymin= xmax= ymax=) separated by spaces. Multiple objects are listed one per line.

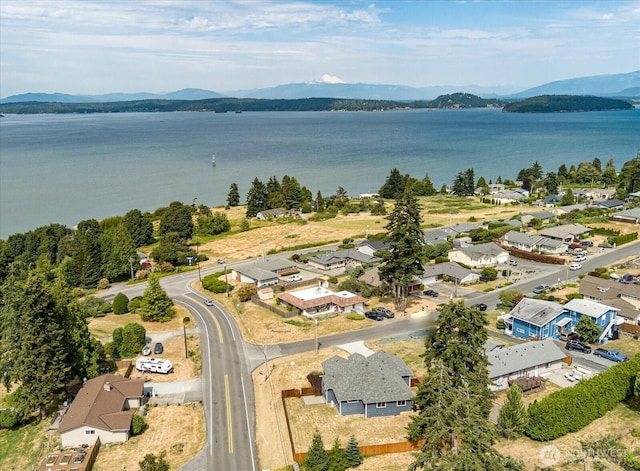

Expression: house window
xmin=397 ymin=400 xmax=406 ymax=407
xmin=376 ymin=402 xmax=386 ymax=408
xmin=84 ymin=429 xmax=96 ymax=435
xmin=517 ymin=369 xmax=525 ymax=378
xmin=516 ymin=328 xmax=525 ymax=334
xmin=546 ymin=362 xmax=551 ymax=368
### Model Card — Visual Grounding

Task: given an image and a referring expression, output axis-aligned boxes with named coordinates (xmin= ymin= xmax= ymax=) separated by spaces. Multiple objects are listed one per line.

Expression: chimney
xmin=104 ymin=382 xmax=112 ymax=392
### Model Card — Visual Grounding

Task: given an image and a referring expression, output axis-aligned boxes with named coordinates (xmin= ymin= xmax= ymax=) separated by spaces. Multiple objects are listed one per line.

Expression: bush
xmin=526 ymin=354 xmax=640 ymax=441
xmin=112 ymin=293 xmax=130 ymax=314
xmin=128 ymin=296 xmax=142 ymax=312
xmin=202 ymin=272 xmax=234 ymax=294
xmin=480 ymin=267 xmax=498 ymax=282
xmin=496 ymin=318 xmax=505 ymax=329
xmin=236 ymin=283 xmax=258 ymax=302
xmin=565 ymin=293 xmax=584 ymax=301
xmin=346 ymin=313 xmax=365 ymax=320
xmin=131 ymin=414 xmax=147 ymax=435
xmin=97 ymin=278 xmax=110 ymax=290
xmin=0 ymin=408 xmax=25 ymax=429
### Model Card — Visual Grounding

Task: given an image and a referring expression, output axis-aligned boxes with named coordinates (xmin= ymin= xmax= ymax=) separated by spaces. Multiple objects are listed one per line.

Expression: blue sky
xmin=1 ymin=0 xmax=638 ymax=97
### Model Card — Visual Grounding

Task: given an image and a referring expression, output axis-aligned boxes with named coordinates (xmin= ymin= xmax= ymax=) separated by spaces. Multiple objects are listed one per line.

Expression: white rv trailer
xmin=135 ymin=358 xmax=173 ymax=374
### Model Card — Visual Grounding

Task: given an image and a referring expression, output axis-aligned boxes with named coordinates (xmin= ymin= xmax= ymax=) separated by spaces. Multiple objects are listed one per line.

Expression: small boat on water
xmin=212 ymin=154 xmax=216 ymax=166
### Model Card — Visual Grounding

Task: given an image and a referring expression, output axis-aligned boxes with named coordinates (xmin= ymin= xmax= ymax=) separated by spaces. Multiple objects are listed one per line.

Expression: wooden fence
xmin=281 ymin=387 xmax=426 ymax=465
xmin=620 ymin=323 xmax=640 ymax=336
xmin=251 ymin=296 xmax=300 ymax=318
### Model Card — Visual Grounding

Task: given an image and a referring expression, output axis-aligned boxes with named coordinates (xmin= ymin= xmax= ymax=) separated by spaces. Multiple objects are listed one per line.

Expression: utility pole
xmin=128 ymin=257 xmax=134 ymax=281
xmin=196 ymin=236 xmax=201 ymax=283
xmin=314 ymin=318 xmax=319 ymax=354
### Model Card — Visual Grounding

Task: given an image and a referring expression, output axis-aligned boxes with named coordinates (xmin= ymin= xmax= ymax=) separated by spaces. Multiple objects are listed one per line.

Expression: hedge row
xmin=526 ymin=354 xmax=640 ymax=441
xmin=505 ymin=247 xmax=565 ymax=265
xmin=607 ymin=232 xmax=638 ymax=246
xmin=591 ymin=227 xmax=620 ymax=236
xmin=202 ymin=272 xmax=235 ymax=294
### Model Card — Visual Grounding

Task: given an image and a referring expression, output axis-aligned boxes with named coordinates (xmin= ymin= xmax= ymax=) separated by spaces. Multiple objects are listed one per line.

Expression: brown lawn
xmin=91 ymin=403 xmax=205 ymax=471
xmin=88 ymin=305 xmax=192 ymax=341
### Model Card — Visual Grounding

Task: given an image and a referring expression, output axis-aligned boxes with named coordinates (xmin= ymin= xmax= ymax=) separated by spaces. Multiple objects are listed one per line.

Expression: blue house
xmin=506 ymin=297 xmax=619 ymax=342
xmin=321 ymin=351 xmax=413 ymax=418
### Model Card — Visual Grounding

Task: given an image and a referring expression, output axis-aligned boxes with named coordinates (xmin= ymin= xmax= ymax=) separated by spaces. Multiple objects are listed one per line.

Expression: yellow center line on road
xmin=225 ymin=374 xmax=233 ymax=454
xmin=211 ymin=309 xmax=224 ymax=344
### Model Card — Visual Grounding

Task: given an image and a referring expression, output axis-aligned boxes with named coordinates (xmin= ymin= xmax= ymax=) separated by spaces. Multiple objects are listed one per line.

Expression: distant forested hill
xmin=429 ymin=92 xmax=504 ymax=109
xmin=502 ymin=95 xmax=633 ymax=113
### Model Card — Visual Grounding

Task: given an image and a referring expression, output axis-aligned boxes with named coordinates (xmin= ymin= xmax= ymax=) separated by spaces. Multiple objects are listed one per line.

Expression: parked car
xmin=580 ymin=240 xmax=594 ymax=247
xmin=474 ymin=303 xmax=487 ymax=311
xmin=559 ymin=331 xmax=582 ymax=342
xmin=287 ymin=275 xmax=303 ymax=282
xmin=509 ymin=259 xmax=518 ymax=266
xmin=532 ymin=284 xmax=550 ymax=294
xmin=423 ymin=289 xmax=439 ymax=297
xmin=565 ymin=340 xmax=592 ymax=354
xmin=569 ymin=263 xmax=583 ymax=271
xmin=593 ymin=348 xmax=629 ymax=362
xmin=575 ymin=248 xmax=588 ymax=255
xmin=364 ymin=310 xmax=384 ymax=321
xmin=141 ymin=345 xmax=151 ymax=356
xmin=375 ymin=307 xmax=395 ymax=318
xmin=153 ymin=342 xmax=164 ymax=355
xmin=574 ymin=254 xmax=586 ymax=262
xmin=204 ymin=299 xmax=214 ymax=306
xmin=619 ymin=273 xmax=636 ymax=284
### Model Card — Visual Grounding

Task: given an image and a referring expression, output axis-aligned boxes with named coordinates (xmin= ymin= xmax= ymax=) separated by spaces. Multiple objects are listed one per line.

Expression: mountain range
xmin=1 ymin=71 xmax=638 ymax=104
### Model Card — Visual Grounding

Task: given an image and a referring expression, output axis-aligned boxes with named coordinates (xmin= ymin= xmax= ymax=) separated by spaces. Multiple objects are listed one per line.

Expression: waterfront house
xmin=322 ymin=351 xmax=413 ymax=418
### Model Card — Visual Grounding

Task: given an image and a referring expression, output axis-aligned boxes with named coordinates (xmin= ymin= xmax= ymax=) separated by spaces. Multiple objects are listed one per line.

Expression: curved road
xmin=102 ymin=239 xmax=640 ymax=469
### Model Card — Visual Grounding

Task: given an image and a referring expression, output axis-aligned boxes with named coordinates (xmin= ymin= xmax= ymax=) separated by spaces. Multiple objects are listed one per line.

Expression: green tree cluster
xmin=138 ymin=275 xmax=175 ymax=322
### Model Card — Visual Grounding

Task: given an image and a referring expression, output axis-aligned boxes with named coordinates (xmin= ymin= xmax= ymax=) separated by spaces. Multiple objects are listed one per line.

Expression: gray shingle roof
xmin=322 ymin=352 xmax=413 ymax=404
xmin=488 ymin=339 xmax=566 ymax=379
xmin=509 ymin=298 xmax=566 ymax=327
xmin=307 ymin=249 xmax=380 ymax=266
xmin=564 ymin=298 xmax=619 ymax=319
xmin=457 ymin=242 xmax=506 ymax=258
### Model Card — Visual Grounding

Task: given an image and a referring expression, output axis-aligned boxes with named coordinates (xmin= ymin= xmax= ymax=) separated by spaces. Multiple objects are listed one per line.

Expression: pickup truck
xmin=593 ymin=348 xmax=629 ymax=362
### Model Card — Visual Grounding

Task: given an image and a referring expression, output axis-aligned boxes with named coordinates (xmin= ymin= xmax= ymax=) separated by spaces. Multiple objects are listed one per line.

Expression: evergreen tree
xmin=112 ymin=292 xmax=130 ymax=314
xmin=151 ymin=232 xmax=196 ymax=267
xmin=316 ymin=190 xmax=325 ymax=211
xmin=120 ymin=323 xmax=147 ymax=357
xmin=304 ymin=431 xmax=329 ymax=471
xmin=601 ymin=165 xmax=618 ymax=186
xmin=575 ymin=315 xmax=601 ymax=343
xmin=266 ymin=176 xmax=284 ymax=209
xmin=159 ymin=201 xmax=194 ymax=240
xmin=451 ymin=168 xmax=475 ymax=196
xmin=111 ymin=327 xmax=124 ymax=359
xmin=379 ymin=167 xmax=405 ymax=198
xmin=439 ymin=184 xmax=448 ymax=194
xmin=561 ymin=190 xmax=575 ymax=206
xmin=138 ymin=275 xmax=175 ymax=322
xmin=544 ymin=172 xmax=559 ymax=194
xmin=75 ymin=219 xmax=104 ymax=288
xmin=558 ymin=163 xmax=569 ymax=180
xmin=246 ymin=177 xmax=268 ymax=217
xmin=619 ymin=154 xmax=640 ymax=193
xmin=0 ymin=272 xmax=73 ymax=418
xmin=226 ymin=182 xmax=241 ymax=207
xmin=123 ymin=208 xmax=154 ymax=247
xmin=328 ymin=437 xmax=348 ymax=471
xmin=497 ymin=384 xmax=528 ymax=439
xmin=476 ymin=176 xmax=488 ymax=190
xmin=378 ymin=188 xmax=424 ymax=312
xmin=344 ymin=435 xmax=362 ymax=467
xmin=408 ymin=301 xmax=506 ymax=471
xmin=282 ymin=175 xmax=302 ymax=209
xmin=420 ymin=173 xmax=437 ymax=196
xmin=101 ymin=223 xmax=137 ymax=280
xmin=592 ymin=156 xmax=602 ymax=172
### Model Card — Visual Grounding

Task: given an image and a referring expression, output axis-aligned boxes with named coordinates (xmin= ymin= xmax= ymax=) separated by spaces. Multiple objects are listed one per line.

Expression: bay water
xmin=1 ymin=108 xmax=638 ymax=238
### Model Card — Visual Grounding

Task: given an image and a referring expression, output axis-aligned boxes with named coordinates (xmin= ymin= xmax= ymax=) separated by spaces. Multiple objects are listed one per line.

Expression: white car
xmin=574 ymin=255 xmax=586 ymax=262
xmin=569 ymin=263 xmax=583 ymax=271
xmin=287 ymin=275 xmax=303 ymax=282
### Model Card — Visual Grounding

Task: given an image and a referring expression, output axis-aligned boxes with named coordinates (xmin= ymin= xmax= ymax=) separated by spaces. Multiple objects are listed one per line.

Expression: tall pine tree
xmin=138 ymin=275 xmax=175 ymax=322
xmin=497 ymin=384 xmax=528 ymax=440
xmin=304 ymin=430 xmax=329 ymax=471
xmin=378 ymin=188 xmax=424 ymax=312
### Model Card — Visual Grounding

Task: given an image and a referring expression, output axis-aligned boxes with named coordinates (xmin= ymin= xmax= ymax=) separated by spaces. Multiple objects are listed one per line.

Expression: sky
xmin=1 ymin=0 xmax=639 ymax=98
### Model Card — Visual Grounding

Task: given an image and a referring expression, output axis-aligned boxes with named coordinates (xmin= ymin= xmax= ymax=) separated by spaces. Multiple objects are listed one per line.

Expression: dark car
xmin=204 ymin=299 xmax=214 ymax=306
xmin=620 ymin=273 xmax=636 ymax=284
xmin=593 ymin=348 xmax=629 ymax=362
xmin=580 ymin=240 xmax=594 ymax=247
xmin=153 ymin=342 xmax=164 ymax=355
xmin=474 ymin=303 xmax=487 ymax=311
xmin=532 ymin=284 xmax=550 ymax=294
xmin=565 ymin=340 xmax=591 ymax=354
xmin=559 ymin=331 xmax=581 ymax=342
xmin=423 ymin=289 xmax=439 ymax=297
xmin=364 ymin=310 xmax=384 ymax=321
xmin=375 ymin=307 xmax=395 ymax=318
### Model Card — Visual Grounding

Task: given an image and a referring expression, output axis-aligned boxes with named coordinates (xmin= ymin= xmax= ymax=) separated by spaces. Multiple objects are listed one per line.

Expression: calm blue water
xmin=1 ymin=108 xmax=638 ymax=238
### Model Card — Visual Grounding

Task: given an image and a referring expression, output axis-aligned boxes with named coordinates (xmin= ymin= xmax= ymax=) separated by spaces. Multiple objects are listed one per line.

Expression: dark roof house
xmin=322 ymin=351 xmax=413 ymax=417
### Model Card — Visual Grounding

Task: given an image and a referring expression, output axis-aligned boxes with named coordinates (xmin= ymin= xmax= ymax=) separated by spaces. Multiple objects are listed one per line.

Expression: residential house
xmin=505 ymin=297 xmax=620 ymax=342
xmin=306 ymin=249 xmax=380 ymax=271
xmin=540 ymin=223 xmax=591 ymax=244
xmin=423 ymin=228 xmax=450 ymax=245
xmin=521 ymin=210 xmax=556 ymax=225
xmin=277 ymin=285 xmax=366 ymax=317
xmin=448 ymin=242 xmax=509 ymax=268
xmin=488 ymin=339 xmax=567 ymax=391
xmin=419 ymin=261 xmax=480 ymax=285
xmin=232 ymin=259 xmax=299 ymax=288
xmin=487 ymin=183 xmax=506 ymax=194
xmin=59 ymin=374 xmax=144 ymax=447
xmin=591 ymin=199 xmax=625 ymax=210
xmin=544 ymin=194 xmax=562 ymax=207
xmin=555 ymin=203 xmax=588 ymax=216
xmin=499 ymin=230 xmax=568 ymax=254
xmin=628 ymin=191 xmax=640 ymax=201
xmin=579 ymin=275 xmax=640 ymax=325
xmin=322 ymin=351 xmax=413 ymax=418
xmin=491 ymin=191 xmax=526 ymax=204
xmin=442 ymin=222 xmax=483 ymax=237
xmin=502 ymin=219 xmax=524 ymax=229
xmin=591 ymin=188 xmax=617 ymax=200
xmin=358 ymin=267 xmax=422 ymax=293
xmin=611 ymin=207 xmax=640 ymax=224
xmin=357 ymin=239 xmax=390 ymax=257
xmin=256 ymin=208 xmax=286 ymax=220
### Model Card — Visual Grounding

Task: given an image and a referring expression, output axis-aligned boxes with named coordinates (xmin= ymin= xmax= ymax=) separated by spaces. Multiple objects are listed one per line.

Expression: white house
xmin=448 ymin=242 xmax=509 ymax=268
xmin=277 ymin=285 xmax=367 ymax=317
xmin=58 ymin=374 xmax=144 ymax=447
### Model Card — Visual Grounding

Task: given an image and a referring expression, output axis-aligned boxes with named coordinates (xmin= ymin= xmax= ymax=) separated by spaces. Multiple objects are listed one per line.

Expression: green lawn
xmin=0 ymin=419 xmax=51 ymax=470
